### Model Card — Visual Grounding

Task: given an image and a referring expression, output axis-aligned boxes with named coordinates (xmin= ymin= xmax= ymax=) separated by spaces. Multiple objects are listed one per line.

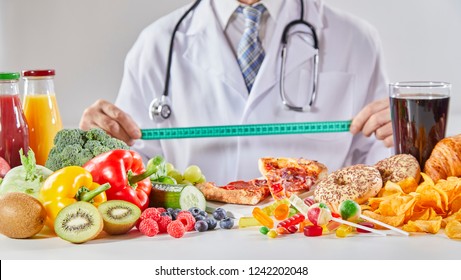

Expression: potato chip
xmin=442 ymin=210 xmax=461 ymax=228
xmin=401 ymin=217 xmax=442 ymax=234
xmin=445 ymin=220 xmax=461 ymax=239
xmin=368 ymin=194 xmax=400 ymax=211
xmin=410 ymin=207 xmax=438 ymax=222
xmin=398 ymin=177 xmax=419 ymax=194
xmin=360 ymin=204 xmax=372 ymax=212
xmin=378 ymin=181 xmax=405 ymax=197
xmin=437 ymin=177 xmax=461 ymax=199
xmin=416 ymin=182 xmax=449 ymax=215
xmin=377 ymin=193 xmax=419 ymax=220
xmin=362 ymin=210 xmax=405 ymax=227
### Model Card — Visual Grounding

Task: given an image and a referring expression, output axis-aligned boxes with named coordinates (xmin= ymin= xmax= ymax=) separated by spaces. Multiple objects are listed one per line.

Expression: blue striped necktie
xmin=237 ymin=4 xmax=266 ymax=93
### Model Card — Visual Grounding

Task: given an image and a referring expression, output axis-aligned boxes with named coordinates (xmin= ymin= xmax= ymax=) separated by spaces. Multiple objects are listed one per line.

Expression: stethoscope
xmin=150 ymin=0 xmax=319 ymax=122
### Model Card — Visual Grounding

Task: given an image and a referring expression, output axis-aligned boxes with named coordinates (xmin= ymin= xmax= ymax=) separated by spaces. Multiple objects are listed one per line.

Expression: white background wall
xmin=1 ymin=0 xmax=460 ymax=135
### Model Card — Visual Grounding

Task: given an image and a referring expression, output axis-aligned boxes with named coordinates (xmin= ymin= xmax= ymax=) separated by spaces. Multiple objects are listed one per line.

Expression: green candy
xmin=339 ymin=199 xmax=361 ymax=220
xmin=259 ymin=226 xmax=270 ymax=235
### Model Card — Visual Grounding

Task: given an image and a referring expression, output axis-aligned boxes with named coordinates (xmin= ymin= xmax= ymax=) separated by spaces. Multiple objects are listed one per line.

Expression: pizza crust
xmin=195 ymin=181 xmax=269 ymax=205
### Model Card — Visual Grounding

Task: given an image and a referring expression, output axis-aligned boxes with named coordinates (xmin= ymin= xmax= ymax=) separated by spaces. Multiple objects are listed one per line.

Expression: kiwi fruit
xmin=0 ymin=192 xmax=47 ymax=238
xmin=98 ymin=200 xmax=141 ymax=235
xmin=54 ymin=201 xmax=103 ymax=243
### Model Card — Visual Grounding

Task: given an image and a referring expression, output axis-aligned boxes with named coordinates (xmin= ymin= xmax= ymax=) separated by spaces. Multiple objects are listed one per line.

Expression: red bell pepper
xmin=83 ymin=149 xmax=157 ymax=210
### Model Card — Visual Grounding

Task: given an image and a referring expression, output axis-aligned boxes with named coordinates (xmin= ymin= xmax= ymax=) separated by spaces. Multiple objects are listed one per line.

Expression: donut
xmin=374 ymin=154 xmax=421 ymax=184
xmin=314 ymin=164 xmax=382 ymax=211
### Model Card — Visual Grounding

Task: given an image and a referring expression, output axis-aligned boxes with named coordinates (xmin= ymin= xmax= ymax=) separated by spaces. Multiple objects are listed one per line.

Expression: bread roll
xmin=423 ymin=134 xmax=461 ymax=182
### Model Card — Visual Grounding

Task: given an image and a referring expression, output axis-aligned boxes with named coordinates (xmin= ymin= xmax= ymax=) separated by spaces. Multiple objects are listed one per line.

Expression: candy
xmin=304 ymin=225 xmax=323 ymax=237
xmin=339 ymin=199 xmax=409 ymax=236
xmin=309 ymin=202 xmax=387 ymax=236
xmin=288 ymin=207 xmax=298 ymax=218
xmin=252 ymin=207 xmax=274 ymax=228
xmin=303 ymin=197 xmax=315 ymax=207
xmin=238 ymin=216 xmax=262 ymax=228
xmin=339 ymin=199 xmax=361 ymax=221
xmin=277 ymin=213 xmax=305 ymax=229
xmin=261 ymin=198 xmax=290 ymax=216
xmin=276 ymin=225 xmax=297 ymax=235
xmin=336 ymin=224 xmax=353 ymax=238
xmin=307 ymin=203 xmax=332 ymax=226
xmin=259 ymin=226 xmax=270 ymax=235
xmin=267 ymin=229 xmax=278 ymax=238
xmin=274 ymin=203 xmax=290 ymax=220
xmin=289 ymin=194 xmax=309 ymax=215
xmin=356 ymin=222 xmax=374 ymax=233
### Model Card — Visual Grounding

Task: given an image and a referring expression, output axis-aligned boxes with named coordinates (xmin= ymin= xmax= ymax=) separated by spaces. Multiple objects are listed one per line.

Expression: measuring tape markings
xmin=141 ymin=120 xmax=352 ymax=140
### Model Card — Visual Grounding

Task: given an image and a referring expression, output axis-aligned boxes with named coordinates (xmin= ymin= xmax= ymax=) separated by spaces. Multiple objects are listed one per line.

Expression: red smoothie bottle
xmin=0 ymin=72 xmax=30 ymax=167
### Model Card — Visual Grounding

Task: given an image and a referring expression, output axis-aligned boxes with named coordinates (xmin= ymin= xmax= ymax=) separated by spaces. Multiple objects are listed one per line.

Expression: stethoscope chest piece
xmin=149 ymin=96 xmax=172 ymax=121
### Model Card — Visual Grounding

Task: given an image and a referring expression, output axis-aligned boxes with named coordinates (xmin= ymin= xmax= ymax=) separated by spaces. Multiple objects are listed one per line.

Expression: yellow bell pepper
xmin=39 ymin=166 xmax=110 ymax=229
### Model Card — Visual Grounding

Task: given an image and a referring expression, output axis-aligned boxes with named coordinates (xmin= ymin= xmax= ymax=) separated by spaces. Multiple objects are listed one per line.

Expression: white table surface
xmin=2 ymin=201 xmax=461 ymax=260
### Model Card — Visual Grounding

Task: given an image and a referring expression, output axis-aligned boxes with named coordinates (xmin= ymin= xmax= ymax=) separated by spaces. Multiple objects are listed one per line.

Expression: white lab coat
xmin=116 ymin=0 xmax=391 ymax=185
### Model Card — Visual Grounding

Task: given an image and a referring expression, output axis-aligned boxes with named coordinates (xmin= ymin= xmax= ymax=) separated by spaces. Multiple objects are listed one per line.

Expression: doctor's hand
xmin=79 ymin=99 xmax=141 ymax=146
xmin=350 ymin=98 xmax=394 ymax=147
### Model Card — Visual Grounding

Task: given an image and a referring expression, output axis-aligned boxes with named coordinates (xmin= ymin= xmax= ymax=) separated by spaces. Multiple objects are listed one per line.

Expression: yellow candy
xmin=261 ymin=198 xmax=290 ymax=216
xmin=336 ymin=224 xmax=353 ymax=238
xmin=252 ymin=207 xmax=274 ymax=228
xmin=267 ymin=229 xmax=278 ymax=238
xmin=238 ymin=216 xmax=261 ymax=228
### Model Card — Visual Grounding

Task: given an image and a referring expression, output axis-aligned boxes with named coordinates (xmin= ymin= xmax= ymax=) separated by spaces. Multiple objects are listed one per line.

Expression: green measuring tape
xmin=141 ymin=120 xmax=351 ymax=140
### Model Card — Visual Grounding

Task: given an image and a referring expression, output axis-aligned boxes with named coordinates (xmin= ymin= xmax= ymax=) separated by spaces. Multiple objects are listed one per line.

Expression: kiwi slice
xmin=54 ymin=201 xmax=103 ymax=244
xmin=98 ymin=200 xmax=141 ymax=235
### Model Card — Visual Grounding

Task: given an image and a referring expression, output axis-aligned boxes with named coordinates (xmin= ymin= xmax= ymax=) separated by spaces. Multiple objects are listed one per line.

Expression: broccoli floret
xmin=101 ymin=137 xmax=130 ymax=151
xmin=53 ymin=129 xmax=85 ymax=147
xmin=45 ymin=144 xmax=93 ymax=171
xmin=84 ymin=128 xmax=110 ymax=142
xmin=84 ymin=140 xmax=111 ymax=156
xmin=45 ymin=128 xmax=130 ymax=171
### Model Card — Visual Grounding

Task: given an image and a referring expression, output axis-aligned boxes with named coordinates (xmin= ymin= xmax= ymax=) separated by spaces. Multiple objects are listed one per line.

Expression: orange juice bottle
xmin=22 ymin=69 xmax=62 ymax=165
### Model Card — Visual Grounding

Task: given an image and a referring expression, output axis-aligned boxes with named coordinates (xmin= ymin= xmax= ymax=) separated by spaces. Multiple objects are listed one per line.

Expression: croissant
xmin=423 ymin=134 xmax=461 ymax=182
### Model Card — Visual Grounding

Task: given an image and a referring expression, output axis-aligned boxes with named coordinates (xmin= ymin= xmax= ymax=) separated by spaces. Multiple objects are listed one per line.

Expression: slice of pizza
xmin=258 ymin=157 xmax=328 ymax=200
xmin=196 ymin=178 xmax=270 ymax=205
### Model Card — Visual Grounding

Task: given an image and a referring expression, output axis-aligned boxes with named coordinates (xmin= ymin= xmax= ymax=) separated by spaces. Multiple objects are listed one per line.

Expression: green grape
xmin=181 ymin=180 xmax=193 ymax=186
xmin=165 ymin=162 xmax=175 ymax=173
xmin=196 ymin=174 xmax=206 ymax=184
xmin=168 ymin=170 xmax=183 ymax=183
xmin=159 ymin=176 xmax=177 ymax=185
xmin=183 ymin=165 xmax=202 ymax=183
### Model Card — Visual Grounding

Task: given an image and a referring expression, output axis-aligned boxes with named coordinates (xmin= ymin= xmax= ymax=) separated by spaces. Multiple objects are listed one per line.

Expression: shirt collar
xmin=212 ymin=0 xmax=284 ymax=30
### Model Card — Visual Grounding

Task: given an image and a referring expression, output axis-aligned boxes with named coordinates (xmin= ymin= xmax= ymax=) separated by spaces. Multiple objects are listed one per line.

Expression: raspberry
xmin=156 ymin=207 xmax=166 ymax=214
xmin=176 ymin=211 xmax=196 ymax=231
xmin=167 ymin=220 xmax=186 ymax=238
xmin=157 ymin=215 xmax=172 ymax=233
xmin=141 ymin=207 xmax=161 ymax=221
xmin=139 ymin=219 xmax=159 ymax=237
xmin=136 ymin=207 xmax=161 ymax=229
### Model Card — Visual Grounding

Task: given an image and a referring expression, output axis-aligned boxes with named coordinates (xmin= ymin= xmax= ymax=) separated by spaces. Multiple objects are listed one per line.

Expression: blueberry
xmin=205 ymin=217 xmax=217 ymax=230
xmin=194 ymin=220 xmax=209 ymax=232
xmin=188 ymin=207 xmax=201 ymax=217
xmin=199 ymin=210 xmax=208 ymax=217
xmin=171 ymin=209 xmax=182 ymax=220
xmin=219 ymin=217 xmax=234 ymax=229
xmin=160 ymin=212 xmax=172 ymax=219
xmin=212 ymin=208 xmax=227 ymax=220
xmin=194 ymin=215 xmax=206 ymax=221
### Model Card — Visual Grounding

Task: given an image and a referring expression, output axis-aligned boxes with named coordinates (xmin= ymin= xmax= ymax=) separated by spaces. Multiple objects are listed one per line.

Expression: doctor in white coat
xmin=80 ymin=0 xmax=393 ymax=185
